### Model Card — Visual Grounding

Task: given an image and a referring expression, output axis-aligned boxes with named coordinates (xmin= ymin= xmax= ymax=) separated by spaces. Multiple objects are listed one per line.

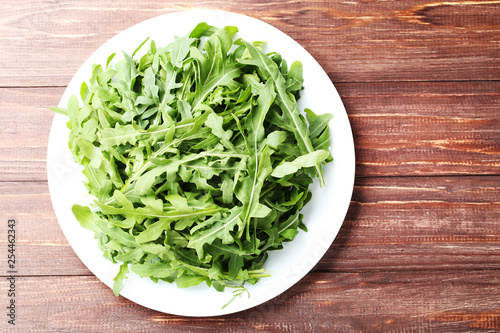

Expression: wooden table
xmin=1 ymin=1 xmax=499 ymax=332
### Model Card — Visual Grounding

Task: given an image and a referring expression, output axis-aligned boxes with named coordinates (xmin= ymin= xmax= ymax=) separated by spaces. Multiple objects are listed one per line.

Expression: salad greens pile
xmin=53 ymin=22 xmax=333 ymax=297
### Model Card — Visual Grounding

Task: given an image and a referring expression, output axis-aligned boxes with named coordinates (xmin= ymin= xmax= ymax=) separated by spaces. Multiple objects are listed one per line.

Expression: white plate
xmin=47 ymin=9 xmax=355 ymax=317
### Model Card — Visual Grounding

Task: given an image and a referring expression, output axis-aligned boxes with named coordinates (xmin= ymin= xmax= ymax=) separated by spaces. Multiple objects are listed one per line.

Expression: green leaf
xmin=188 ymin=208 xmax=242 ymax=258
xmin=95 ymin=219 xmax=137 ymax=248
xmin=265 ymin=131 xmax=287 ymax=149
xmin=100 ymin=123 xmax=173 ymax=146
xmin=134 ymin=149 xmax=245 ymax=195
xmin=143 ymin=67 xmax=159 ymax=100
xmin=170 ymin=35 xmax=195 ymax=68
xmin=189 ymin=22 xmax=219 ymax=38
xmin=75 ymin=137 xmax=123 ymax=187
xmin=228 ymin=253 xmax=244 ymax=280
xmin=306 ymin=109 xmax=333 ymax=139
xmin=246 ymin=80 xmax=275 ymax=149
xmin=71 ymin=204 xmax=100 ymax=233
xmin=135 ymin=220 xmax=169 ymax=243
xmin=49 ymin=106 xmax=68 ymax=116
xmin=271 ymin=150 xmax=330 ymax=178
xmin=235 ymin=146 xmax=273 ymax=229
xmin=106 ymin=52 xmax=116 ymax=67
xmin=131 ymin=262 xmax=173 ymax=278
xmin=205 ymin=113 xmax=236 ymax=152
xmin=177 ymin=100 xmax=193 ymax=120
xmin=132 ymin=37 xmax=150 ymax=57
xmin=286 ymin=60 xmax=303 ymax=92
xmin=191 ymin=65 xmax=241 ymax=112
xmin=242 ymin=40 xmax=327 ymax=186
xmin=112 ymin=263 xmax=129 ymax=296
xmin=176 ymin=275 xmax=207 ymax=288
xmin=114 ymin=248 xmax=145 ymax=262
xmin=97 ymin=201 xmax=221 ymax=221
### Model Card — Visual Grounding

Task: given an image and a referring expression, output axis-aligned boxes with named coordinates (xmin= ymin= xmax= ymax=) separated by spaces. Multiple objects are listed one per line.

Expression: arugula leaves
xmin=55 ymin=22 xmax=333 ymax=299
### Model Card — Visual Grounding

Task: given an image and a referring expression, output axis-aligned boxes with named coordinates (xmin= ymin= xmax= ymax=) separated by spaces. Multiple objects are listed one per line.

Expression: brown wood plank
xmin=2 ymin=271 xmax=500 ymax=332
xmin=2 ymin=82 xmax=499 ymax=181
xmin=0 ymin=0 xmax=499 ymax=87
xmin=0 ymin=181 xmax=90 ymax=276
xmin=341 ymin=82 xmax=500 ymax=176
xmin=1 ymin=176 xmax=498 ymax=276
xmin=0 ymin=87 xmax=59 ymax=182
xmin=318 ymin=175 xmax=500 ymax=272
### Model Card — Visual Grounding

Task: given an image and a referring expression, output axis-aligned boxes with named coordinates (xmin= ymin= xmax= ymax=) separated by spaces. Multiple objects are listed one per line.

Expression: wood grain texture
xmin=1 ymin=176 xmax=498 ymax=276
xmin=0 ymin=87 xmax=57 ymax=182
xmin=0 ymin=0 xmax=499 ymax=87
xmin=1 ymin=1 xmax=499 ymax=330
xmin=0 ymin=182 xmax=89 ymax=276
xmin=339 ymin=82 xmax=500 ymax=176
xmin=2 ymin=271 xmax=500 ymax=332
xmin=319 ymin=176 xmax=500 ymax=272
xmin=1 ymin=82 xmax=499 ymax=182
